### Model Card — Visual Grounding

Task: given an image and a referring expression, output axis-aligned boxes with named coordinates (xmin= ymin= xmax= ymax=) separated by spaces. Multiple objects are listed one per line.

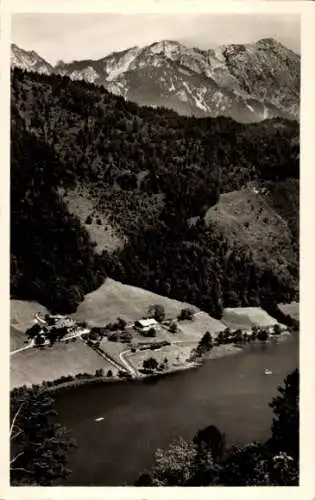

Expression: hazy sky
xmin=12 ymin=13 xmax=300 ymax=64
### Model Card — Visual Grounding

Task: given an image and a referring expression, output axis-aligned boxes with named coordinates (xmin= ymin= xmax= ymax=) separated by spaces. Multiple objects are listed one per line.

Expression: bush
xmin=109 ymin=333 xmax=118 ymax=342
xmin=272 ymin=324 xmax=282 ymax=335
xmin=146 ymin=327 xmax=156 ymax=337
xmin=117 ymin=317 xmax=127 ymax=330
xmin=89 ymin=330 xmax=99 ymax=341
xmin=257 ymin=329 xmax=268 ymax=342
xmin=169 ymin=322 xmax=178 ymax=333
xmin=178 ymin=308 xmax=194 ymax=321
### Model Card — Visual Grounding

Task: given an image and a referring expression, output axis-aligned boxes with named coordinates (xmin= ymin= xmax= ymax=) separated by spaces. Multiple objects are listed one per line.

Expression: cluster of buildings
xmin=31 ymin=313 xmax=89 ymax=346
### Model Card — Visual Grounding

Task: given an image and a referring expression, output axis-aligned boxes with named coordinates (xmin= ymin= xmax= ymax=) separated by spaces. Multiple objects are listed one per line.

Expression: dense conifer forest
xmin=11 ymin=68 xmax=299 ymax=315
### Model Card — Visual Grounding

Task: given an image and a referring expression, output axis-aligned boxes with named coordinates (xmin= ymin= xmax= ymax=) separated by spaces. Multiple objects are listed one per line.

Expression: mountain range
xmin=11 ymin=38 xmax=300 ymax=123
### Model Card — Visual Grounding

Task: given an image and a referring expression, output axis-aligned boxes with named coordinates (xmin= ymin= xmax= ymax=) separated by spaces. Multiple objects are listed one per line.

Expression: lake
xmin=55 ymin=333 xmax=298 ymax=486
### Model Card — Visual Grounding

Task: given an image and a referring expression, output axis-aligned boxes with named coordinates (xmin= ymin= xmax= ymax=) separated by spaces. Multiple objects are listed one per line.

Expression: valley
xmin=10 ymin=29 xmax=300 ymax=487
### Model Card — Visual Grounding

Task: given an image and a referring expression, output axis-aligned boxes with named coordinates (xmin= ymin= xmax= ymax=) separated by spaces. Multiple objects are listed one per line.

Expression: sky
xmin=12 ymin=13 xmax=300 ymax=64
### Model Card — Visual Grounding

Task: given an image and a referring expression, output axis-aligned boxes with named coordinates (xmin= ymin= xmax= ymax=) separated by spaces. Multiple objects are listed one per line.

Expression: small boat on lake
xmin=264 ymin=369 xmax=273 ymax=375
xmin=95 ymin=417 xmax=104 ymax=422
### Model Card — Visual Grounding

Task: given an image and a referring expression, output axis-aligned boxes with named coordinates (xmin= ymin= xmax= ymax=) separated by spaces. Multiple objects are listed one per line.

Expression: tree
xmin=150 ymin=437 xmax=199 ymax=486
xmin=188 ymin=443 xmax=218 ymax=486
xmin=178 ymin=308 xmax=194 ymax=321
xmin=89 ymin=330 xmax=99 ymax=341
xmin=268 ymin=368 xmax=299 ymax=462
xmin=117 ymin=317 xmax=127 ymax=330
xmin=257 ymin=328 xmax=268 ymax=342
xmin=219 ymin=442 xmax=270 ymax=486
xmin=193 ymin=425 xmax=225 ymax=462
xmin=26 ymin=323 xmax=41 ymax=339
xmin=10 ymin=387 xmax=75 ymax=485
xmin=143 ymin=357 xmax=158 ymax=371
xmin=169 ymin=322 xmax=178 ymax=333
xmin=222 ymin=328 xmax=231 ymax=343
xmin=147 ymin=436 xmax=218 ymax=486
xmin=109 ymin=332 xmax=118 ymax=342
xmin=251 ymin=325 xmax=259 ymax=339
xmin=47 ymin=327 xmax=58 ymax=347
xmin=269 ymin=451 xmax=298 ymax=485
xmin=107 ymin=369 xmax=113 ymax=377
xmin=200 ymin=331 xmax=213 ymax=350
xmin=148 ymin=304 xmax=165 ymax=322
xmin=273 ymin=324 xmax=282 ymax=335
xmin=135 ymin=471 xmax=153 ymax=486
xmin=233 ymin=329 xmax=243 ymax=343
xmin=216 ymin=331 xmax=225 ymax=345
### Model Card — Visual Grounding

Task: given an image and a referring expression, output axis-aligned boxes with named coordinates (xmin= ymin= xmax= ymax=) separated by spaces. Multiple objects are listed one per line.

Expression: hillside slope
xmin=204 ymin=187 xmax=298 ymax=293
xmin=11 ymin=69 xmax=299 ymax=317
xmin=71 ymin=277 xmax=200 ymax=325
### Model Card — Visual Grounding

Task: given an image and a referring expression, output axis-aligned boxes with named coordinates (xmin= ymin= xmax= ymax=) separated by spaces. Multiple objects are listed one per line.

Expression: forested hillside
xmin=11 ymin=68 xmax=299 ymax=317
xmin=11 ymin=111 xmax=106 ymax=313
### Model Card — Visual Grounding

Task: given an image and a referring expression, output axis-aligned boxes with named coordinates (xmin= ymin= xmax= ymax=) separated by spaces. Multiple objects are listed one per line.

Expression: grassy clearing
xmin=100 ymin=339 xmax=126 ymax=366
xmin=204 ymin=188 xmax=295 ymax=272
xmin=71 ymin=278 xmax=200 ymax=326
xmin=11 ymin=299 xmax=49 ymax=333
xmin=278 ymin=302 xmax=299 ymax=320
xmin=128 ymin=343 xmax=194 ymax=371
xmin=10 ymin=326 xmax=27 ymax=352
xmin=62 ymin=187 xmax=126 ymax=253
xmin=222 ymin=307 xmax=280 ymax=330
xmin=10 ymin=339 xmax=113 ymax=389
xmin=178 ymin=312 xmax=225 ymax=339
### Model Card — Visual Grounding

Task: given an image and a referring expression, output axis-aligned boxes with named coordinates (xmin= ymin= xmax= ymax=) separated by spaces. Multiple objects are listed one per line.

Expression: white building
xmin=134 ymin=318 xmax=158 ymax=332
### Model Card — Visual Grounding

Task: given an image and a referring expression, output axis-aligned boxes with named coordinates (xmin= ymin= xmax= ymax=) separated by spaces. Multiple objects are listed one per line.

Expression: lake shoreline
xmin=26 ymin=332 xmax=293 ymax=395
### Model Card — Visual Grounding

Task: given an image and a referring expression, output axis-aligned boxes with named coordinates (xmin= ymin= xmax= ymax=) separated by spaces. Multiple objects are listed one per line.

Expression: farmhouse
xmin=134 ymin=318 xmax=158 ymax=332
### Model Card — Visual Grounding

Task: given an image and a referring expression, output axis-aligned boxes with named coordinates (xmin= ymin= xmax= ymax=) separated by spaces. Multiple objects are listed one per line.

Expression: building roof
xmin=136 ymin=318 xmax=158 ymax=328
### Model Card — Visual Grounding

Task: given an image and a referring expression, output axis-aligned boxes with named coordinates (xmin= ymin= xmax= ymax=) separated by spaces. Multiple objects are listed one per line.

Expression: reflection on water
xmin=55 ymin=333 xmax=298 ymax=486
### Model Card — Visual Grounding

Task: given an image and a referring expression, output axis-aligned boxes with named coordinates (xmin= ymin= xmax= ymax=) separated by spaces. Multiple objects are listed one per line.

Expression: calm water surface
xmin=55 ymin=334 xmax=298 ymax=486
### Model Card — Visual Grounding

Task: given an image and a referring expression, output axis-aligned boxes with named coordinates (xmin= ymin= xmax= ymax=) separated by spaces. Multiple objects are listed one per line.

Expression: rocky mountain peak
xmin=11 ymin=38 xmax=300 ymax=123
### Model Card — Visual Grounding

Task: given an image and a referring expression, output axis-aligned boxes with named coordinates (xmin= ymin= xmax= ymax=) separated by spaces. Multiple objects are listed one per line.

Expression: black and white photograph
xmin=8 ymin=1 xmax=303 ymax=490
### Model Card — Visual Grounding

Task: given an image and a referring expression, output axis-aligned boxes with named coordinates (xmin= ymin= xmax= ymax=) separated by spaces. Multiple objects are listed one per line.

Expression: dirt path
xmin=119 ymin=350 xmax=138 ymax=377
